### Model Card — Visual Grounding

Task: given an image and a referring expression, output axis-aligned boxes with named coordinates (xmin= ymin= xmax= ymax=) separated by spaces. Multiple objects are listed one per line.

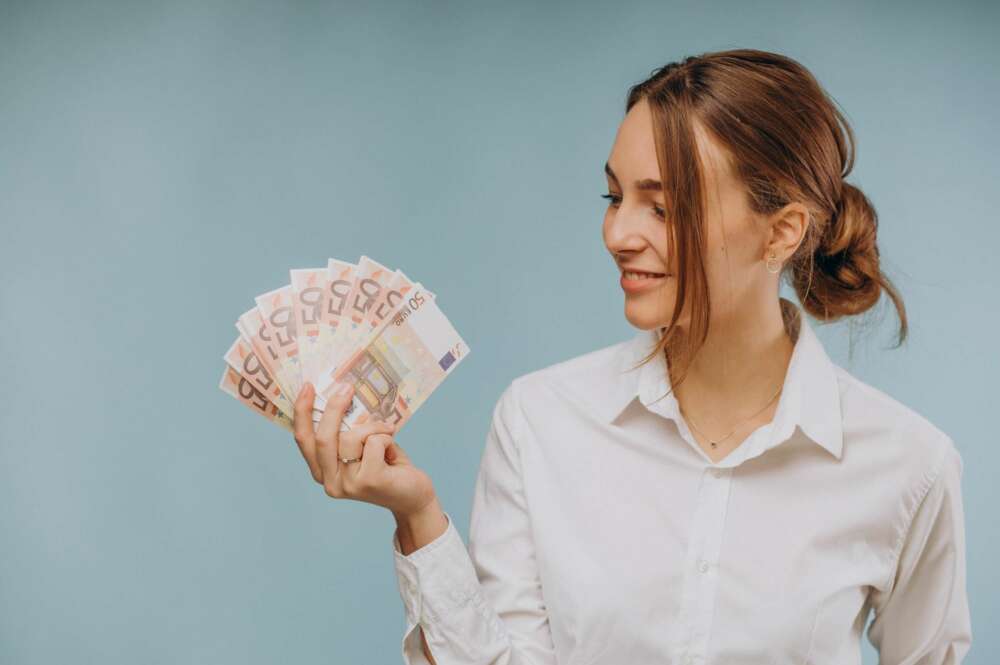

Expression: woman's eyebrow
xmin=604 ymin=161 xmax=662 ymax=192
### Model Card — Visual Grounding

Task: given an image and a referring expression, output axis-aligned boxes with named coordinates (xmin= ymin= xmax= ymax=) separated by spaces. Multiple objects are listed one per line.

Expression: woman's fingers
xmin=292 ymin=382 xmax=322 ymax=483
xmin=357 ymin=430 xmax=395 ymax=484
xmin=323 ymin=419 xmax=395 ymax=498
xmin=292 ymin=381 xmax=407 ymax=508
xmin=338 ymin=419 xmax=395 ymax=471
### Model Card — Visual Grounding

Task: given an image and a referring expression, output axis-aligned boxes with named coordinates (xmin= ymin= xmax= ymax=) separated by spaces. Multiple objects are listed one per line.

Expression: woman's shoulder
xmin=831 ymin=362 xmax=960 ymax=481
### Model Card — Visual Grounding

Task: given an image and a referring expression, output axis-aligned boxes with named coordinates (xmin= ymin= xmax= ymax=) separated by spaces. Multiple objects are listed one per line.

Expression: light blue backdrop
xmin=1 ymin=1 xmax=996 ymax=663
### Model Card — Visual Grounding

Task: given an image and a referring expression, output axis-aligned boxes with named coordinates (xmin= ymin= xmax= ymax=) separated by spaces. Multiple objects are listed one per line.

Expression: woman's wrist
xmin=393 ymin=496 xmax=448 ymax=556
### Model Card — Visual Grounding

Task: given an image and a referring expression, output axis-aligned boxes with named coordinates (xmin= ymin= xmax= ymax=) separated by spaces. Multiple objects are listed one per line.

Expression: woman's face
xmin=602 ymin=97 xmax=799 ymax=332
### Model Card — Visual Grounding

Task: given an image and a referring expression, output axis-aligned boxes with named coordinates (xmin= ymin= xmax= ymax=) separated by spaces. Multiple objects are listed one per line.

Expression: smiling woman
xmin=600 ymin=55 xmax=907 ymax=407
xmin=304 ymin=48 xmax=972 ymax=665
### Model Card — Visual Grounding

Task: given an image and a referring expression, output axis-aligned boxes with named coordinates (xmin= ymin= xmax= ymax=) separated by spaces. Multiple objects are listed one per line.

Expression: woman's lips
xmin=620 ymin=270 xmax=671 ymax=294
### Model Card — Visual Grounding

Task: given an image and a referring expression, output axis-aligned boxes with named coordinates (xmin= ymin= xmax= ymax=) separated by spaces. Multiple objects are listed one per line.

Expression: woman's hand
xmin=292 ymin=381 xmax=438 ymax=518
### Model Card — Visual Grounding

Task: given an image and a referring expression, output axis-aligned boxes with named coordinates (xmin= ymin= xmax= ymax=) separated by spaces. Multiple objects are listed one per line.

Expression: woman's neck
xmin=671 ymin=297 xmax=797 ymax=435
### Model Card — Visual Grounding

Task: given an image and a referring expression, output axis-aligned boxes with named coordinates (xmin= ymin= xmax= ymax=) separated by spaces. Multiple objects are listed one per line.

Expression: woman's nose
xmin=604 ymin=205 xmax=647 ymax=253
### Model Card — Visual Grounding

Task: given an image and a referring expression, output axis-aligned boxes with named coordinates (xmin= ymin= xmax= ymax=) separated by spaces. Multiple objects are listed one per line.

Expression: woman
xmin=292 ymin=49 xmax=972 ymax=664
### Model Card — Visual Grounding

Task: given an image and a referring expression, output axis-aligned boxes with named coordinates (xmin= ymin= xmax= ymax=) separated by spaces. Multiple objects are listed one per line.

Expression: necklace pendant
xmin=710 ymin=442 xmax=717 ymax=448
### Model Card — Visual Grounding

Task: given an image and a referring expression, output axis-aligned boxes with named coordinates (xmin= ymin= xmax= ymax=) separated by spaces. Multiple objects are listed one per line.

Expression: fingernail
xmin=334 ymin=382 xmax=352 ymax=396
xmin=304 ymin=381 xmax=314 ymax=394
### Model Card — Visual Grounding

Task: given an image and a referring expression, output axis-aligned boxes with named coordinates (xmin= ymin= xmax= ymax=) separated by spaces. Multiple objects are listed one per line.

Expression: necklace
xmin=679 ymin=382 xmax=784 ymax=449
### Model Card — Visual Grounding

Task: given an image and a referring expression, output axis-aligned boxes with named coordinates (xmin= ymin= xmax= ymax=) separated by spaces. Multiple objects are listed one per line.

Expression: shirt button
xmin=698 ymin=559 xmax=710 ymax=573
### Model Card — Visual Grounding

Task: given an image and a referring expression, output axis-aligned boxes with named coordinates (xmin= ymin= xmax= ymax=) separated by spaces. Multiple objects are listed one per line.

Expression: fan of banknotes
xmin=219 ymin=255 xmax=470 ymax=434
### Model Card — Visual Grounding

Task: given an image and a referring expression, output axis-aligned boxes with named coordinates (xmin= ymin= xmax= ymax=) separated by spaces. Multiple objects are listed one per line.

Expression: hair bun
xmin=804 ymin=183 xmax=885 ymax=318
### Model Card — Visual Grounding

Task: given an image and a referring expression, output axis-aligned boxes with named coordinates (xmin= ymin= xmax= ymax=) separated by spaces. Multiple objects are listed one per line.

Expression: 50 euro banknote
xmin=313 ymin=285 xmax=470 ymax=431
xmin=223 ymin=335 xmax=294 ymax=417
xmin=321 ymin=255 xmax=394 ymax=376
xmin=218 ymin=365 xmax=293 ymax=432
xmin=310 ymin=277 xmax=429 ymax=414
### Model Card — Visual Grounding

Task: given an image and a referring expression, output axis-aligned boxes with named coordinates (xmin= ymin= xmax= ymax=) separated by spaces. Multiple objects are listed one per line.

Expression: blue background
xmin=1 ymin=1 xmax=996 ymax=662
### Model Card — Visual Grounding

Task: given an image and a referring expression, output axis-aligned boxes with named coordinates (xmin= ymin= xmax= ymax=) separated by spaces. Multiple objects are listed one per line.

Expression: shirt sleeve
xmin=390 ymin=380 xmax=559 ymax=665
xmin=866 ymin=442 xmax=973 ymax=664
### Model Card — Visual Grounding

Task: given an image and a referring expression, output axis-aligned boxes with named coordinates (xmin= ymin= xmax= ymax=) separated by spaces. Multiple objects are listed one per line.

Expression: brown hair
xmin=624 ymin=48 xmax=907 ymax=386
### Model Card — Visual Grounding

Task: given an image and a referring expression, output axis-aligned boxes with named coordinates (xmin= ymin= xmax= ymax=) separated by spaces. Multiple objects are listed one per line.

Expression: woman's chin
xmin=624 ymin=300 xmax=677 ymax=330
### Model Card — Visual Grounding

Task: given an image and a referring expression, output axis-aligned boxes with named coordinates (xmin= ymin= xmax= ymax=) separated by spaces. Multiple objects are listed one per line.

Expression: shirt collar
xmin=601 ymin=297 xmax=843 ymax=463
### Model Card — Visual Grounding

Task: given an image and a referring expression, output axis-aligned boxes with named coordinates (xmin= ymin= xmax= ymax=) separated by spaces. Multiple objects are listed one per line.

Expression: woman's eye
xmin=600 ymin=193 xmax=622 ymax=206
xmin=602 ymin=193 xmax=666 ymax=221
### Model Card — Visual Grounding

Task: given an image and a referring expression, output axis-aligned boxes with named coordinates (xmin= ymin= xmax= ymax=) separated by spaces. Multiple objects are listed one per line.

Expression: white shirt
xmin=391 ymin=298 xmax=972 ymax=664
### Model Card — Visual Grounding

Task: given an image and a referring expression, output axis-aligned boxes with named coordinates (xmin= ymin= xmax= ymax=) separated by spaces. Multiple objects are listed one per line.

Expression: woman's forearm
xmin=393 ymin=497 xmax=449 ymax=555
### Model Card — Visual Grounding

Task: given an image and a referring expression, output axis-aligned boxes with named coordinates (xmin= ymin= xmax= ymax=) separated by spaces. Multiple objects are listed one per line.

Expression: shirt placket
xmin=675 ymin=465 xmax=733 ymax=665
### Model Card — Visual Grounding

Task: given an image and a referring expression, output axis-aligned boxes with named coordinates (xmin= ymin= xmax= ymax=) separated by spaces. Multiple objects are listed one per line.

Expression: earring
xmin=766 ymin=251 xmax=781 ymax=274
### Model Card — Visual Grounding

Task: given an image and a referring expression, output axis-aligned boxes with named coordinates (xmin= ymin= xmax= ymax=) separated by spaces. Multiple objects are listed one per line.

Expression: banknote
xmin=221 ymin=257 xmax=469 ymax=437
xmin=219 ymin=365 xmax=293 ymax=432
xmin=311 ymin=278 xmax=428 ymax=415
xmin=325 ymin=255 xmax=395 ymax=373
xmin=223 ymin=336 xmax=294 ymax=417
xmin=237 ymin=307 xmax=298 ymax=403
xmin=307 ymin=258 xmax=355 ymax=388
xmin=315 ymin=285 xmax=470 ymax=431
xmin=290 ymin=267 xmax=329 ymax=386
xmin=254 ymin=285 xmax=302 ymax=402
xmin=359 ymin=269 xmax=414 ymax=337
xmin=236 ymin=308 xmax=281 ymax=387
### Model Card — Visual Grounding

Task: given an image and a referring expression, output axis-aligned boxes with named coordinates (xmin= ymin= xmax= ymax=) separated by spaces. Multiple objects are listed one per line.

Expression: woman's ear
xmin=767 ymin=201 xmax=810 ymax=259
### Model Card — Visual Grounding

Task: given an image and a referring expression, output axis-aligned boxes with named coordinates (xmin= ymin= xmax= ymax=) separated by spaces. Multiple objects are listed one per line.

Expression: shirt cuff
xmin=392 ymin=510 xmax=464 ymax=621
xmin=401 ymin=620 xmax=431 ymax=665
xmin=393 ymin=516 xmax=454 ymax=665
xmin=392 ymin=510 xmax=491 ymax=655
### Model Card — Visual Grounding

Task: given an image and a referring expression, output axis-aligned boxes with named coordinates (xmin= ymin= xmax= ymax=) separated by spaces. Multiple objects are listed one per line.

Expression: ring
xmin=339 ymin=456 xmax=362 ymax=464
